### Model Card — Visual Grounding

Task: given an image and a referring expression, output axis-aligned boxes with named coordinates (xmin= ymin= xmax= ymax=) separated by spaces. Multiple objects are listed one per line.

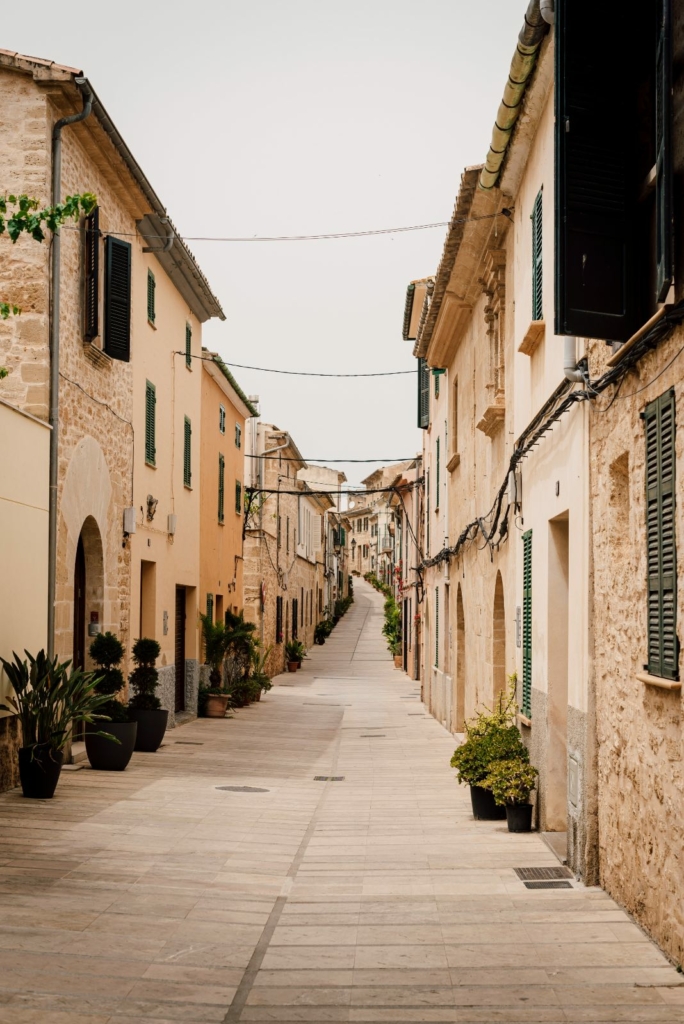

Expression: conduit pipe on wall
xmin=540 ymin=0 xmax=555 ymax=25
xmin=479 ymin=0 xmax=549 ymax=190
xmin=48 ymin=78 xmax=93 ymax=658
xmin=563 ymin=335 xmax=585 ymax=383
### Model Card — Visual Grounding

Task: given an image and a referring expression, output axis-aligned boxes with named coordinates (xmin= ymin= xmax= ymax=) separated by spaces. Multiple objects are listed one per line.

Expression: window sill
xmin=476 ymin=403 xmax=505 ymax=438
xmin=518 ymin=320 xmax=545 ymax=356
xmin=185 ymin=362 xmax=192 ymax=371
xmin=636 ymin=671 xmax=681 ymax=691
xmin=83 ymin=340 xmax=112 ymax=370
xmin=218 ymin=520 xmax=225 ymax=527
xmin=184 ymin=483 xmax=192 ymax=490
xmin=145 ymin=460 xmax=156 ymax=469
xmin=518 ymin=713 xmax=532 ymax=728
xmin=148 ymin=320 xmax=157 ymax=330
xmin=606 ymin=308 xmax=667 ymax=367
xmin=447 ymin=452 xmax=460 ymax=472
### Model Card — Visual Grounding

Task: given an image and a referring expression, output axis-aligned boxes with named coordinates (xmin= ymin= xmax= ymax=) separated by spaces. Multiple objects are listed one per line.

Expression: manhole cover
xmin=514 ymin=866 xmax=573 ymax=880
xmin=313 ymin=776 xmax=345 ymax=781
xmin=523 ymin=880 xmax=572 ymax=890
xmin=215 ymin=786 xmax=269 ymax=793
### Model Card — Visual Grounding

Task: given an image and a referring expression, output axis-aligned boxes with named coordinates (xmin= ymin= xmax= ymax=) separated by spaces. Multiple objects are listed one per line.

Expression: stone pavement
xmin=0 ymin=579 xmax=682 ymax=1023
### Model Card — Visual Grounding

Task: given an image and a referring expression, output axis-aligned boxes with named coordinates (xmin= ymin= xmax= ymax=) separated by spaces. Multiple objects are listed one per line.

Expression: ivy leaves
xmin=0 ymin=192 xmax=97 ymax=244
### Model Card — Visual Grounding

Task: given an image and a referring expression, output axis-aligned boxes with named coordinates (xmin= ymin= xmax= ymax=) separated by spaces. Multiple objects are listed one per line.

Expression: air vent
xmin=216 ymin=786 xmax=269 ymax=793
xmin=523 ymin=880 xmax=572 ymax=890
xmin=514 ymin=866 xmax=573 ymax=880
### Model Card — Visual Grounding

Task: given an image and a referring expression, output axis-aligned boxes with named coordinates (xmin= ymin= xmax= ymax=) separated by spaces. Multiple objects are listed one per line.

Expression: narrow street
xmin=0 ymin=579 xmax=681 ymax=1023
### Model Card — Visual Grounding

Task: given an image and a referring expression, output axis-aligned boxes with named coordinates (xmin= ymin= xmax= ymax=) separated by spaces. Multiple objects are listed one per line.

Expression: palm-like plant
xmin=224 ymin=609 xmax=257 ymax=684
xmin=199 ymin=613 xmax=228 ymax=689
xmin=0 ymin=650 xmax=115 ymax=755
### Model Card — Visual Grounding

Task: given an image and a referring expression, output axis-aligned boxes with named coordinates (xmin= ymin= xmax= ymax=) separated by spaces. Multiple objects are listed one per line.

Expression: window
xmin=417 ymin=357 xmax=429 ymax=428
xmin=364 ymin=517 xmax=368 ymax=532
xmin=286 ymin=516 xmax=290 ymax=553
xmin=235 ymin=423 xmax=242 ymax=449
xmin=206 ymin=593 xmax=214 ymax=622
xmin=435 ymin=437 xmax=440 ymax=509
xmin=292 ymin=598 xmax=298 ymax=639
xmin=185 ymin=323 xmax=192 ymax=368
xmin=145 ymin=381 xmax=156 ymax=466
xmin=452 ymin=380 xmax=459 ymax=456
xmin=277 ymin=515 xmax=282 ymax=548
xmin=84 ymin=206 xmax=99 ymax=341
xmin=435 ymin=586 xmax=439 ymax=668
xmin=531 ymin=188 xmax=543 ymax=322
xmin=183 ymin=416 xmax=192 ymax=487
xmin=300 ymin=588 xmax=304 ymax=626
xmin=104 ymin=236 xmax=131 ymax=361
xmin=219 ymin=405 xmax=226 ymax=433
xmin=147 ymin=269 xmax=156 ymax=324
xmin=434 ymin=370 xmax=440 ymax=399
xmin=522 ymin=530 xmax=533 ymax=717
xmin=555 ymin=0 xmax=672 ymax=341
xmin=644 ymin=389 xmax=678 ymax=678
xmin=235 ymin=480 xmax=242 ymax=515
xmin=218 ymin=454 xmax=225 ymax=523
xmin=276 ymin=596 xmax=283 ymax=643
xmin=426 ymin=469 xmax=430 ymax=556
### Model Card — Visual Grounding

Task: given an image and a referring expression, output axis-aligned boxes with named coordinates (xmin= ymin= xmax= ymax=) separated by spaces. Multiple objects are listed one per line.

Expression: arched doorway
xmin=452 ymin=584 xmax=465 ymax=732
xmin=72 ymin=516 xmax=105 ymax=670
xmin=492 ymin=571 xmax=506 ymax=704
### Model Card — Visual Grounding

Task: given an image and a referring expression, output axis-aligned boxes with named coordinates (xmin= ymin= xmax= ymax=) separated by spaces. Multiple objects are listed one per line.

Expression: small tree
xmin=199 ymin=613 xmax=228 ymax=690
xmin=128 ymin=638 xmax=162 ymax=711
xmin=89 ymin=632 xmax=128 ymax=723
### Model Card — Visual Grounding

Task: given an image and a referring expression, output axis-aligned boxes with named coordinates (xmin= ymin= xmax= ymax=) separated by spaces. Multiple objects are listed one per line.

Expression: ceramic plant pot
xmin=394 ymin=655 xmax=402 ymax=668
xmin=18 ymin=745 xmax=63 ymax=799
xmin=205 ymin=693 xmax=230 ymax=718
xmin=129 ymin=708 xmax=169 ymax=752
xmin=505 ymin=802 xmax=534 ymax=832
xmin=470 ymin=784 xmax=507 ymax=821
xmin=287 ymin=662 xmax=298 ymax=673
xmin=85 ymin=721 xmax=137 ymax=771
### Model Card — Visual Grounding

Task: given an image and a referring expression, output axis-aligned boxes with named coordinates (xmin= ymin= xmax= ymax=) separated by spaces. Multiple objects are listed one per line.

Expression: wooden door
xmin=72 ymin=536 xmax=86 ymax=740
xmin=174 ymin=587 xmax=186 ymax=713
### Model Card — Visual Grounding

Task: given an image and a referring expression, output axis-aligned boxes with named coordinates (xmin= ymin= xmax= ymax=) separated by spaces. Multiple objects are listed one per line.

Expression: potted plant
xmin=450 ymin=685 xmax=528 ymax=821
xmin=483 ymin=757 xmax=539 ymax=832
xmin=85 ymin=632 xmax=137 ymax=770
xmin=199 ymin=613 xmax=231 ymax=718
xmin=0 ymin=650 xmax=114 ymax=798
xmin=249 ymin=642 xmax=273 ymax=700
xmin=285 ymin=639 xmax=305 ymax=672
xmin=314 ymin=622 xmax=328 ymax=645
xmin=128 ymin=638 xmax=168 ymax=751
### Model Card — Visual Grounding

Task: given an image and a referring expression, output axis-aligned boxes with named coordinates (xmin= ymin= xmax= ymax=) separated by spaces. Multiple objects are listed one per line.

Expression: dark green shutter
xmin=276 ymin=596 xmax=283 ymax=643
xmin=218 ymin=454 xmax=225 ymax=522
xmin=183 ymin=417 xmax=192 ymax=487
xmin=145 ymin=381 xmax=156 ymax=466
xmin=418 ymin=357 xmax=429 ymax=429
xmin=207 ymin=593 xmax=214 ymax=622
xmin=84 ymin=207 xmax=99 ymax=340
xmin=435 ymin=437 xmax=440 ymax=509
xmin=104 ymin=237 xmax=131 ymax=361
xmin=522 ymin=531 xmax=532 ymax=717
xmin=185 ymin=323 xmax=192 ymax=367
xmin=292 ymin=598 xmax=298 ymax=639
xmin=645 ymin=389 xmax=678 ymax=678
xmin=219 ymin=405 xmax=225 ymax=433
xmin=235 ymin=423 xmax=242 ymax=449
xmin=147 ymin=270 xmax=156 ymax=324
xmin=532 ymin=189 xmax=543 ymax=321
xmin=555 ymin=0 xmax=636 ymax=342
xmin=434 ymin=587 xmax=439 ymax=668
xmin=235 ymin=480 xmax=242 ymax=514
xmin=655 ymin=0 xmax=673 ymax=302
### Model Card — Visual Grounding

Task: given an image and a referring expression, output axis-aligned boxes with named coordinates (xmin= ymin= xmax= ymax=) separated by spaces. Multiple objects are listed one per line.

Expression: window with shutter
xmin=185 ymin=323 xmax=192 ymax=367
xmin=435 ymin=586 xmax=439 ymax=669
xmin=104 ymin=237 xmax=131 ymax=361
xmin=235 ymin=480 xmax=242 ymax=515
xmin=183 ymin=417 xmax=192 ymax=487
xmin=235 ymin=423 xmax=242 ymax=449
xmin=84 ymin=207 xmax=99 ymax=340
xmin=292 ymin=599 xmax=298 ymax=640
xmin=436 ymin=437 xmax=440 ymax=509
xmin=531 ymin=189 xmax=543 ymax=322
xmin=219 ymin=405 xmax=226 ymax=433
xmin=276 ymin=596 xmax=283 ymax=643
xmin=522 ymin=531 xmax=533 ymax=717
xmin=206 ymin=593 xmax=214 ymax=622
xmin=218 ymin=454 xmax=225 ymax=523
xmin=644 ymin=389 xmax=678 ymax=678
xmin=145 ymin=381 xmax=156 ymax=466
xmin=417 ymin=357 xmax=430 ymax=428
xmin=147 ymin=270 xmax=156 ymax=324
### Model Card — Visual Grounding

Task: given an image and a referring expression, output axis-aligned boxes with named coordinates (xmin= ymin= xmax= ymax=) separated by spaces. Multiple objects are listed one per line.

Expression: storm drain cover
xmin=215 ymin=786 xmax=269 ymax=793
xmin=523 ymin=880 xmax=573 ymax=890
xmin=175 ymin=741 xmax=204 ymax=745
xmin=514 ymin=866 xmax=573 ymax=880
xmin=313 ymin=776 xmax=345 ymax=781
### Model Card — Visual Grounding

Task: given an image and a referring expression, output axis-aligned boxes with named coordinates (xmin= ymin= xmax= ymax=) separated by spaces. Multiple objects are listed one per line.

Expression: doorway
xmin=452 ymin=585 xmax=466 ymax=732
xmin=73 ymin=536 xmax=86 ymax=671
xmin=492 ymin=571 xmax=506 ymax=704
xmin=547 ymin=514 xmax=569 ymax=831
xmin=175 ymin=586 xmax=186 ymax=713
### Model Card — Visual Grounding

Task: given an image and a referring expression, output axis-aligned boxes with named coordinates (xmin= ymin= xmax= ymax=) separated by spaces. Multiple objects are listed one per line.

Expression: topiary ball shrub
xmin=89 ymin=631 xmax=128 ymax=723
xmin=128 ymin=637 xmax=162 ymax=712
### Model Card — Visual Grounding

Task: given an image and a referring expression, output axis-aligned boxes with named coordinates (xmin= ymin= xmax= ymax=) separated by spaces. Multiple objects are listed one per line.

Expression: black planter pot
xmin=129 ymin=708 xmax=169 ymax=752
xmin=505 ymin=802 xmax=534 ymax=833
xmin=470 ymin=784 xmax=507 ymax=821
xmin=18 ymin=745 xmax=63 ymax=799
xmin=85 ymin=722 xmax=137 ymax=771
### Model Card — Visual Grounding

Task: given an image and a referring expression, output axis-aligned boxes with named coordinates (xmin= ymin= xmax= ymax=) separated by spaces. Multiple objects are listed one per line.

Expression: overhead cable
xmin=179 ymin=352 xmax=413 ymax=376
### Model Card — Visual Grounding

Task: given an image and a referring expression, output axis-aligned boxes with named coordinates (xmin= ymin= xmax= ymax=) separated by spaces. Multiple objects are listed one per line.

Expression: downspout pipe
xmin=563 ymin=335 xmax=586 ymax=383
xmin=480 ymin=0 xmax=548 ymax=190
xmin=48 ymin=78 xmax=93 ymax=658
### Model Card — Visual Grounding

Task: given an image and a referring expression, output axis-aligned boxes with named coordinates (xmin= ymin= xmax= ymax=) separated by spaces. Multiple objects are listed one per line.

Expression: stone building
xmin=0 ymin=52 xmax=224 ymax=765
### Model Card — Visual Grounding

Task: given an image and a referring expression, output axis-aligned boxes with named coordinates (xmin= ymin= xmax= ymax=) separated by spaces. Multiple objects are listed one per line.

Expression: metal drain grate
xmin=523 ymin=880 xmax=573 ymax=890
xmin=216 ymin=786 xmax=269 ymax=793
xmin=313 ymin=776 xmax=345 ymax=781
xmin=514 ymin=866 xmax=573 ymax=881
xmin=175 ymin=741 xmax=204 ymax=745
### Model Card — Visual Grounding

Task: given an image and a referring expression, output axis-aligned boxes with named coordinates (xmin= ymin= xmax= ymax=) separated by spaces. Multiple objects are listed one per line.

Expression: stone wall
xmin=0 ymin=717 xmax=20 ymax=792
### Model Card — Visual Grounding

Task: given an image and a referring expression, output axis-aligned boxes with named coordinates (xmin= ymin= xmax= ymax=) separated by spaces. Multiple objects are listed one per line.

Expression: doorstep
xmin=541 ymin=830 xmax=568 ymax=865
xmin=69 ymin=741 xmax=88 ymax=765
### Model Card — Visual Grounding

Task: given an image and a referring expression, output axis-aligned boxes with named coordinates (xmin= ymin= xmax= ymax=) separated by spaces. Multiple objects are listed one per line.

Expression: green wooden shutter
xmin=435 ymin=437 xmax=440 ymax=509
xmin=522 ymin=531 xmax=533 ymax=717
xmin=145 ymin=381 xmax=156 ymax=466
xmin=417 ymin=357 xmax=429 ymax=428
xmin=645 ymin=389 xmax=678 ymax=678
xmin=185 ymin=323 xmax=192 ymax=367
xmin=532 ymin=189 xmax=543 ymax=322
xmin=219 ymin=405 xmax=225 ymax=433
xmin=104 ymin=237 xmax=131 ymax=361
xmin=147 ymin=270 xmax=156 ymax=323
xmin=434 ymin=586 xmax=439 ymax=668
xmin=276 ymin=596 xmax=283 ymax=643
xmin=84 ymin=207 xmax=99 ymax=340
xmin=183 ymin=417 xmax=192 ymax=487
xmin=656 ymin=0 xmax=673 ymax=302
xmin=235 ymin=423 xmax=242 ymax=449
xmin=218 ymin=454 xmax=225 ymax=523
xmin=207 ymin=593 xmax=214 ymax=622
xmin=235 ymin=480 xmax=242 ymax=514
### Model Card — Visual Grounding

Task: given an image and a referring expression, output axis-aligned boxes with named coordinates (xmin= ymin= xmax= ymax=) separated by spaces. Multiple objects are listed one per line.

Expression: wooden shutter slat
xmin=145 ymin=381 xmax=156 ymax=465
xmin=104 ymin=237 xmax=131 ymax=361
xmin=532 ymin=190 xmax=543 ymax=322
xmin=645 ymin=389 xmax=678 ymax=679
xmin=418 ymin=357 xmax=430 ymax=429
xmin=522 ymin=531 xmax=532 ymax=717
xmin=218 ymin=454 xmax=225 ymax=522
xmin=84 ymin=207 xmax=99 ymax=340
xmin=147 ymin=271 xmax=156 ymax=324
xmin=184 ymin=417 xmax=192 ymax=487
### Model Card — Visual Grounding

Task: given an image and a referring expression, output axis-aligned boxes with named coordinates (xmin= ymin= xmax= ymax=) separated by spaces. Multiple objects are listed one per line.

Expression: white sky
xmin=9 ymin=0 xmax=524 ymax=487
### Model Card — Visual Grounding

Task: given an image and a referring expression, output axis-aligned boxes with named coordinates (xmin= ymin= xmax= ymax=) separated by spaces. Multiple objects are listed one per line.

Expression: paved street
xmin=0 ymin=579 xmax=682 ymax=1023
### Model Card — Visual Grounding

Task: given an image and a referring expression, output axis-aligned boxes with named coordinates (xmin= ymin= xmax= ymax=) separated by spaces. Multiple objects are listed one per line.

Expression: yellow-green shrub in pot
xmin=483 ymin=757 xmax=539 ymax=832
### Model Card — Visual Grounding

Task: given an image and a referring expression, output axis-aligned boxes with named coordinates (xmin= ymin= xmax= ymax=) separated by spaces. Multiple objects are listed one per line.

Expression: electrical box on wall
xmin=168 ymin=514 xmax=177 ymax=536
xmin=123 ymin=507 xmax=136 ymax=535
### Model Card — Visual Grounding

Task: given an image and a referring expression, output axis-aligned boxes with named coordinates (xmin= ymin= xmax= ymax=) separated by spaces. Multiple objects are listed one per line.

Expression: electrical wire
xmin=244 ymin=454 xmax=417 ymax=462
xmin=180 ymin=352 xmax=413 ymax=377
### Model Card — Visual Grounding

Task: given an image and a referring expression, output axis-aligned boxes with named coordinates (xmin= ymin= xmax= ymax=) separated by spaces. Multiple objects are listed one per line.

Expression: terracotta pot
xmin=205 ymin=693 xmax=230 ymax=718
xmin=393 ymin=655 xmax=402 ymax=668
xmin=287 ymin=662 xmax=298 ymax=672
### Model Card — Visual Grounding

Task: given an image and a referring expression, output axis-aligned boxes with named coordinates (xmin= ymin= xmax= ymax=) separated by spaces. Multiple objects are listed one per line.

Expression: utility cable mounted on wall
xmin=177 ymin=352 xmax=413 ymax=377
